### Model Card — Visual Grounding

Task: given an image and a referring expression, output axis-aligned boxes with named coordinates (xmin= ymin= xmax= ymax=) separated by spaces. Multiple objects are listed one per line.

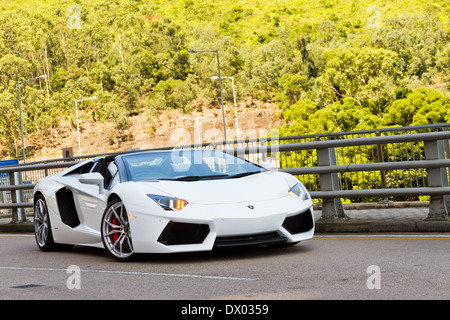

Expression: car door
xmin=53 ymin=159 xmax=109 ymax=245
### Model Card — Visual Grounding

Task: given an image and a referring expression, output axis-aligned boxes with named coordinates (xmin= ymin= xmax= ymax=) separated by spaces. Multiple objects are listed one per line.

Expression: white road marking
xmin=0 ymin=266 xmax=257 ymax=281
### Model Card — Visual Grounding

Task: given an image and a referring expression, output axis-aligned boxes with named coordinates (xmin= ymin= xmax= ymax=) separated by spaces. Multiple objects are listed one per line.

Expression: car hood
xmin=137 ymin=171 xmax=291 ymax=204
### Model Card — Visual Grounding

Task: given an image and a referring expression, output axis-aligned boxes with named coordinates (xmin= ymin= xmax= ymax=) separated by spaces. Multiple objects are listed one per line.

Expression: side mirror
xmin=259 ymin=161 xmax=276 ymax=170
xmin=79 ymin=172 xmax=104 ymax=193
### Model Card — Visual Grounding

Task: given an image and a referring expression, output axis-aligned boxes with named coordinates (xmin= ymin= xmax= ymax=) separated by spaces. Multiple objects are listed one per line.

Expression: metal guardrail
xmin=0 ymin=161 xmax=78 ymax=222
xmin=1 ymin=126 xmax=450 ymax=224
xmin=226 ymin=130 xmax=450 ymax=220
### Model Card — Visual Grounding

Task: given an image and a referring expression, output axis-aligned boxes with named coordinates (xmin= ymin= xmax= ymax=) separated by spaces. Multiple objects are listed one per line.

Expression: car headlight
xmin=288 ymin=182 xmax=310 ymax=201
xmin=147 ymin=194 xmax=188 ymax=211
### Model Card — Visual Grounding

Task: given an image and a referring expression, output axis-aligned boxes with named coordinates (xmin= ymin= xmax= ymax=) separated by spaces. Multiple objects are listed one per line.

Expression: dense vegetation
xmin=0 ymin=0 xmax=449 ymax=159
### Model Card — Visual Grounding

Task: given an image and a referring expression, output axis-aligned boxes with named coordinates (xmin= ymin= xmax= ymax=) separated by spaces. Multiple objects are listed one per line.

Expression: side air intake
xmin=56 ymin=187 xmax=80 ymax=228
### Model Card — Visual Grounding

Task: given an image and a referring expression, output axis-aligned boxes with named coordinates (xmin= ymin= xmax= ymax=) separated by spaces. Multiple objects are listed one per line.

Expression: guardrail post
xmin=14 ymin=172 xmax=26 ymax=222
xmin=8 ymin=172 xmax=18 ymax=223
xmin=317 ymin=147 xmax=346 ymax=220
xmin=375 ymin=132 xmax=388 ymax=201
xmin=424 ymin=140 xmax=449 ymax=220
xmin=260 ymin=139 xmax=267 ymax=161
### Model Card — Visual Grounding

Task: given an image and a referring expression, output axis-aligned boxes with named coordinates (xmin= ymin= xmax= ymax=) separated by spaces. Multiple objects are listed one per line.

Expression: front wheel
xmin=101 ymin=199 xmax=135 ymax=262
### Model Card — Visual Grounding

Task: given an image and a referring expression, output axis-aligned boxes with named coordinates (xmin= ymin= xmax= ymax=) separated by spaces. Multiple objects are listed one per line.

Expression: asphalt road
xmin=0 ymin=233 xmax=448 ymax=301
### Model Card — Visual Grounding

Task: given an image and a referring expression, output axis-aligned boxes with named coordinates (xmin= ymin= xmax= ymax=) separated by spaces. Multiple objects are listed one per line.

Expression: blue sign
xmin=0 ymin=159 xmax=19 ymax=167
xmin=0 ymin=159 xmax=19 ymax=178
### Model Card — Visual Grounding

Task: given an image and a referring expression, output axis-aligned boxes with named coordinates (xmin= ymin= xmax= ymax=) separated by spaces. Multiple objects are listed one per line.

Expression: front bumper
xmin=128 ymin=197 xmax=314 ymax=254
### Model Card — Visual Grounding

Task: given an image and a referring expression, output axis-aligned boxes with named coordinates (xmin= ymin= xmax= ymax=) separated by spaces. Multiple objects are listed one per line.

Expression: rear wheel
xmin=34 ymin=195 xmax=56 ymax=251
xmin=101 ymin=199 xmax=135 ymax=262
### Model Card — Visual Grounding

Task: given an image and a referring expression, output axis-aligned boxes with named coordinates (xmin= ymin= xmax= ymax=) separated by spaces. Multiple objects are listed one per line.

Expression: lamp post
xmin=188 ymin=49 xmax=227 ymax=141
xmin=75 ymin=96 xmax=97 ymax=157
xmin=17 ymin=75 xmax=47 ymax=163
xmin=211 ymin=76 xmax=239 ymax=141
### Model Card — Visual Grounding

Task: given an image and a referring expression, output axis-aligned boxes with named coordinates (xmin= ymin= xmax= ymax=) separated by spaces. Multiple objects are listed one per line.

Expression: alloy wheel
xmin=34 ymin=197 xmax=49 ymax=248
xmin=102 ymin=200 xmax=134 ymax=261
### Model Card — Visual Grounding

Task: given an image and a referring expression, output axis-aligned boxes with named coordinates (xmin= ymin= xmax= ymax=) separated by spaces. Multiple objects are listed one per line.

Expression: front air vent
xmin=158 ymin=222 xmax=209 ymax=245
xmin=214 ymin=232 xmax=287 ymax=248
xmin=282 ymin=209 xmax=314 ymax=234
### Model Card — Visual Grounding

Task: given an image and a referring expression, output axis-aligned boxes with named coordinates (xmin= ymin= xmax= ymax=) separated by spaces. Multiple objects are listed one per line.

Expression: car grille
xmin=214 ymin=232 xmax=287 ymax=248
xmin=282 ymin=209 xmax=314 ymax=234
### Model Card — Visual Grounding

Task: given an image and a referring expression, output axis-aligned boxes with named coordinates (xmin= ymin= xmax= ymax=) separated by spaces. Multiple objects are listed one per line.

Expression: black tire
xmin=34 ymin=195 xmax=57 ymax=251
xmin=101 ymin=198 xmax=135 ymax=262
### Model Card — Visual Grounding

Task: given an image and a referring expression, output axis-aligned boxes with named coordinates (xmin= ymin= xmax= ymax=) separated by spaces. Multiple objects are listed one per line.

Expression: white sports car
xmin=33 ymin=149 xmax=314 ymax=261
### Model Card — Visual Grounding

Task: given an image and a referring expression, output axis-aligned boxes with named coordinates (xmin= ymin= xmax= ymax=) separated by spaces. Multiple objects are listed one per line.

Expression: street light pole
xmin=75 ymin=96 xmax=97 ymax=157
xmin=215 ymin=50 xmax=227 ymax=142
xmin=188 ymin=49 xmax=227 ymax=141
xmin=17 ymin=75 xmax=47 ymax=163
xmin=17 ymin=82 xmax=24 ymax=162
xmin=211 ymin=76 xmax=239 ymax=141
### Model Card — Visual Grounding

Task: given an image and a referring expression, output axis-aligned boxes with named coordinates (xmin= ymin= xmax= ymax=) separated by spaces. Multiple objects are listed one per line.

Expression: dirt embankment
xmin=30 ymin=99 xmax=282 ymax=161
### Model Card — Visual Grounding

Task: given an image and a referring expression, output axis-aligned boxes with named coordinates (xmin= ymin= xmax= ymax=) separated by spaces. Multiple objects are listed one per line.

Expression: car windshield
xmin=122 ymin=149 xmax=263 ymax=181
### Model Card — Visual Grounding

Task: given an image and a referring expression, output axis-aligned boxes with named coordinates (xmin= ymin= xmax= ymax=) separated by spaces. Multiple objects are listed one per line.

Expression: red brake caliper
xmin=111 ymin=217 xmax=119 ymax=244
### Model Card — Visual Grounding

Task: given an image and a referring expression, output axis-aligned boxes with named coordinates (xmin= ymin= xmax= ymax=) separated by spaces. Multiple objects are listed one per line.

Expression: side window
xmin=106 ymin=162 xmax=119 ymax=189
xmin=64 ymin=161 xmax=95 ymax=176
xmin=80 ymin=162 xmax=95 ymax=174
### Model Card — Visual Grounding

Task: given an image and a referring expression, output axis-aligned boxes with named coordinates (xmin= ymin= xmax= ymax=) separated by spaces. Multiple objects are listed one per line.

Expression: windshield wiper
xmin=160 ymin=174 xmax=229 ymax=181
xmin=159 ymin=171 xmax=260 ymax=181
xmin=227 ymin=171 xmax=261 ymax=179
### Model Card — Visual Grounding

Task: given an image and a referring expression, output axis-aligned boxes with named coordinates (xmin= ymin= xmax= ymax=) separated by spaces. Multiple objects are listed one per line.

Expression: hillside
xmin=33 ymin=98 xmax=282 ymax=159
xmin=0 ymin=0 xmax=449 ymax=161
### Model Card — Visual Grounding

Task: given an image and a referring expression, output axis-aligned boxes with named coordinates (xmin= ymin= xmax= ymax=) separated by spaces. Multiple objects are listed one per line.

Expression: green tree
xmin=278 ymin=99 xmax=317 ymax=136
xmin=316 ymin=46 xmax=401 ymax=109
xmin=382 ymin=88 xmax=450 ymax=127
xmin=147 ymin=79 xmax=193 ymax=112
xmin=275 ymin=73 xmax=310 ymax=109
xmin=0 ymin=92 xmax=20 ymax=157
xmin=0 ymin=54 xmax=33 ymax=86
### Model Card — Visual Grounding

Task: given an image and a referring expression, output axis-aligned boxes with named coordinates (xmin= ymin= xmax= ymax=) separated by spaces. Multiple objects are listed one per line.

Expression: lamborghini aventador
xmin=33 ymin=149 xmax=314 ymax=261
